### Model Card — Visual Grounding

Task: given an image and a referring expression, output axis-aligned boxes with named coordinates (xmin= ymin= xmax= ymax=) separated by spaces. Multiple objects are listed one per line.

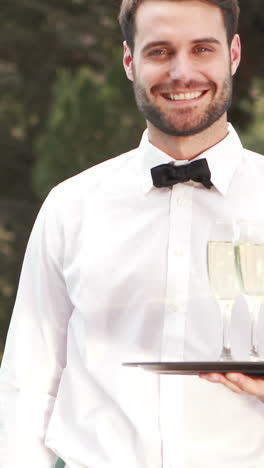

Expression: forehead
xmin=134 ymin=0 xmax=227 ymax=48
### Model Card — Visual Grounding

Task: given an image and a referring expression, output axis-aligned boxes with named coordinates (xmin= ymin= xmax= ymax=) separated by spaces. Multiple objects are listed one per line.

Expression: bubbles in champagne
xmin=207 ymin=241 xmax=240 ymax=300
xmin=235 ymin=244 xmax=264 ymax=297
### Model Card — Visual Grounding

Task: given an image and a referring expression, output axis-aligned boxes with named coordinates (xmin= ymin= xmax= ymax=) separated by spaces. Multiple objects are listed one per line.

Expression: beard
xmin=132 ymin=74 xmax=233 ymax=137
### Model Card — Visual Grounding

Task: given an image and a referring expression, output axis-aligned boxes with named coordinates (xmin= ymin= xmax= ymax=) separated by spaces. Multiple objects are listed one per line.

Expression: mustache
xmin=152 ymin=80 xmax=215 ymax=92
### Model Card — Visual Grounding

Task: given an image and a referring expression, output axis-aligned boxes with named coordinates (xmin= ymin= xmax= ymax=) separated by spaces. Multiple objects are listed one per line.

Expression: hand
xmin=199 ymin=372 xmax=264 ymax=402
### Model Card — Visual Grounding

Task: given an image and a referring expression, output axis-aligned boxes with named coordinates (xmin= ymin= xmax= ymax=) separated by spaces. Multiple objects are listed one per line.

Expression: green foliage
xmin=33 ymin=51 xmax=145 ymax=198
xmin=0 ymin=201 xmax=38 ymax=356
xmin=239 ymin=80 xmax=264 ymax=154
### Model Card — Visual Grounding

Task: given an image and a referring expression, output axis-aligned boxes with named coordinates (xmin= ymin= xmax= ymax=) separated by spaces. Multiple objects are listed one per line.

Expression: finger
xmin=199 ymin=372 xmax=221 ymax=382
xmin=225 ymin=373 xmax=264 ymax=399
xmin=199 ymin=373 xmax=244 ymax=393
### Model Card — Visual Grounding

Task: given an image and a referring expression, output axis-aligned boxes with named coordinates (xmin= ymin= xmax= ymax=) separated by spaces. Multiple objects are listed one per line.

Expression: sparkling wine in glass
xmin=235 ymin=221 xmax=264 ymax=361
xmin=207 ymin=222 xmax=240 ymax=361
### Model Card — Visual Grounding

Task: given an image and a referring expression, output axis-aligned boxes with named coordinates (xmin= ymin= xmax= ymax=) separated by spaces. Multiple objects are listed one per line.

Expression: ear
xmin=123 ymin=41 xmax=134 ymax=81
xmin=230 ymin=34 xmax=241 ymax=76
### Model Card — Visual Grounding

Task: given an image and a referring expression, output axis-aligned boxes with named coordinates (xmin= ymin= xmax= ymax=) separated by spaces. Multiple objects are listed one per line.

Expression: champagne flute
xmin=235 ymin=220 xmax=264 ymax=361
xmin=207 ymin=221 xmax=240 ymax=361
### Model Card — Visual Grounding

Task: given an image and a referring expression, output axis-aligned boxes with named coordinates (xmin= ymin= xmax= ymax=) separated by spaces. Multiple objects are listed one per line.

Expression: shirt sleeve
xmin=0 ymin=187 xmax=73 ymax=467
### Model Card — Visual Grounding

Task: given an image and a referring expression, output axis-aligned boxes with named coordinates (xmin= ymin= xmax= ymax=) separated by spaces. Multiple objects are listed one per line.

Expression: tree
xmin=33 ymin=53 xmax=145 ymax=198
xmin=0 ymin=0 xmax=122 ymax=355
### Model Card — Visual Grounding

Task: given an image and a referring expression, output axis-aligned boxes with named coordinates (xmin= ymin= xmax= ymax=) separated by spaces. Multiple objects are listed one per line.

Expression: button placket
xmin=160 ymin=184 xmax=193 ymax=468
xmin=163 ymin=186 xmax=193 ymax=356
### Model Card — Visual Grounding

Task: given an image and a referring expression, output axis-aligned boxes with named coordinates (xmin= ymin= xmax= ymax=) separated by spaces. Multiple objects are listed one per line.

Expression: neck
xmin=147 ymin=116 xmax=229 ymax=160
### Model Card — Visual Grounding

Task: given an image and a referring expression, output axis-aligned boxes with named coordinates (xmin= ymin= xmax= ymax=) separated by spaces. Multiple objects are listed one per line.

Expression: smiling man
xmin=122 ymin=0 xmax=240 ymax=153
xmin=1 ymin=1 xmax=264 ymax=468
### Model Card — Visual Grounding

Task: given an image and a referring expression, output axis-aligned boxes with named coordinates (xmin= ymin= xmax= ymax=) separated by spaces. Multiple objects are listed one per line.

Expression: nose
xmin=168 ymin=51 xmax=194 ymax=81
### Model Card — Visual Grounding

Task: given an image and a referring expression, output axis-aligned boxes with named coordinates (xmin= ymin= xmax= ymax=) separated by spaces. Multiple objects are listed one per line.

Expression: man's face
xmin=123 ymin=0 xmax=241 ymax=137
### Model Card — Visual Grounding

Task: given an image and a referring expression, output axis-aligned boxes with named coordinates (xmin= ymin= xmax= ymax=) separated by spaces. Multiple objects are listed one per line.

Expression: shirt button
xmin=167 ymin=304 xmax=176 ymax=314
xmin=174 ymin=247 xmax=183 ymax=256
xmin=175 ymin=197 xmax=191 ymax=208
xmin=176 ymin=197 xmax=185 ymax=206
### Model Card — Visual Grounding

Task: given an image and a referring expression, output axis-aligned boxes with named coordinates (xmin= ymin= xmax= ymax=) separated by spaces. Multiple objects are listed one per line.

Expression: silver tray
xmin=123 ymin=361 xmax=264 ymax=376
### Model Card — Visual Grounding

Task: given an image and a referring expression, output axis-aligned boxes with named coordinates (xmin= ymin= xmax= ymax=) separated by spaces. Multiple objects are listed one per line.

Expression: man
xmin=1 ymin=0 xmax=264 ymax=467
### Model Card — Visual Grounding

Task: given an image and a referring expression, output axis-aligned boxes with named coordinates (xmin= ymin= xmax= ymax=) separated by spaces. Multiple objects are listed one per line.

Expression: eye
xmin=148 ymin=49 xmax=172 ymax=58
xmin=195 ymin=46 xmax=212 ymax=53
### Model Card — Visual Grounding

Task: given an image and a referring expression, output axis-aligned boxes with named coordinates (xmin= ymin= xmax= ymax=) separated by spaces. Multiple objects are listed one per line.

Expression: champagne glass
xmin=235 ymin=220 xmax=264 ymax=361
xmin=207 ymin=221 xmax=240 ymax=361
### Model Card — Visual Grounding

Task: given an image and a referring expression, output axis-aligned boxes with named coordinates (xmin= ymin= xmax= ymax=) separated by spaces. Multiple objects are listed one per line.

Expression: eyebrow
xmin=142 ymin=37 xmax=221 ymax=53
xmin=191 ymin=37 xmax=221 ymax=45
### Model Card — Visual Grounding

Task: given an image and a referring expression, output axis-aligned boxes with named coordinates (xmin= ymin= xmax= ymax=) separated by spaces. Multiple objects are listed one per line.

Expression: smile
xmin=163 ymin=91 xmax=207 ymax=101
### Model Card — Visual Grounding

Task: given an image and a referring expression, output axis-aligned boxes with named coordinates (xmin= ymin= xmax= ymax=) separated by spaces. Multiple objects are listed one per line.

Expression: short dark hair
xmin=119 ymin=0 xmax=240 ymax=53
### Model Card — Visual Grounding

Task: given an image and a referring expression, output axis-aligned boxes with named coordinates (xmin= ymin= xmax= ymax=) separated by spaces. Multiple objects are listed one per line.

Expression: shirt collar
xmin=138 ymin=123 xmax=244 ymax=195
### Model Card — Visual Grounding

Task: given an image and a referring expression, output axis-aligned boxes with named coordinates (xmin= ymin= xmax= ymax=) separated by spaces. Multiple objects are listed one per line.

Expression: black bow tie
xmin=151 ymin=159 xmax=212 ymax=189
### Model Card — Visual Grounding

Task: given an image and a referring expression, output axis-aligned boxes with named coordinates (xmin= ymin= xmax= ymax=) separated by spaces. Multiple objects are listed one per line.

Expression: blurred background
xmin=0 ymin=0 xmax=263 ymax=359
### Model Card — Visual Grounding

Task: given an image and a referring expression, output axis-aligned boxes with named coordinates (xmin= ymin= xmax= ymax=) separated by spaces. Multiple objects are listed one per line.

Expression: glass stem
xmin=219 ymin=299 xmax=233 ymax=360
xmin=247 ymin=295 xmax=262 ymax=357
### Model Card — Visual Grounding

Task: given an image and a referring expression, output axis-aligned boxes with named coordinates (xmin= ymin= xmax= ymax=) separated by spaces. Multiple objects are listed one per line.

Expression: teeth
xmin=168 ymin=91 xmax=203 ymax=101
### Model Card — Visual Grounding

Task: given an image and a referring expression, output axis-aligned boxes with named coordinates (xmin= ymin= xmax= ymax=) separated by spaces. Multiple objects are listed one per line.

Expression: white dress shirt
xmin=1 ymin=124 xmax=264 ymax=468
